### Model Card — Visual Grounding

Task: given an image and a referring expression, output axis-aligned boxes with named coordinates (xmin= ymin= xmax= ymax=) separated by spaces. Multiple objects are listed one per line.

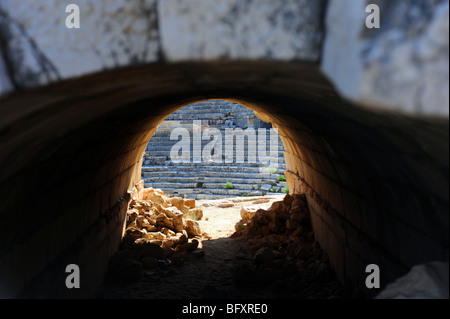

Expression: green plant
xmin=188 ymin=211 xmax=199 ymax=221
xmin=283 ymin=186 xmax=290 ymax=194
xmin=277 ymin=175 xmax=286 ymax=182
xmin=268 ymin=167 xmax=277 ymax=174
xmin=270 ymin=186 xmax=277 ymax=192
xmin=224 ymin=182 xmax=234 ymax=189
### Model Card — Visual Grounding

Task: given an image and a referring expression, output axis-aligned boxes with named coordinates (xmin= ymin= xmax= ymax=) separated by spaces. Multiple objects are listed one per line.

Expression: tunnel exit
xmin=141 ymin=100 xmax=288 ymax=200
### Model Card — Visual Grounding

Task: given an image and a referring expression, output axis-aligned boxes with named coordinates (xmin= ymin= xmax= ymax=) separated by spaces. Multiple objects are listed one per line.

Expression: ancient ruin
xmin=142 ymin=100 xmax=287 ymax=199
xmin=0 ymin=0 xmax=448 ymax=300
xmin=93 ymin=185 xmax=348 ymax=299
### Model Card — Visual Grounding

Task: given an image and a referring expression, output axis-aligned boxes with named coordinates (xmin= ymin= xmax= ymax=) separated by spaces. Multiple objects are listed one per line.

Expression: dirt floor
xmin=92 ymin=194 xmax=347 ymax=299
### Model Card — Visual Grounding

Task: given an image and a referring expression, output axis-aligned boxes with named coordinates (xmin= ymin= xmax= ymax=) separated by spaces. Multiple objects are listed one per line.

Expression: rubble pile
xmin=108 ymin=188 xmax=208 ymax=282
xmin=235 ymin=193 xmax=312 ymax=238
xmin=233 ymin=193 xmax=346 ymax=298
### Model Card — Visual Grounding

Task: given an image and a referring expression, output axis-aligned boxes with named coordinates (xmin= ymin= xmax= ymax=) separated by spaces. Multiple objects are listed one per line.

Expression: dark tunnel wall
xmin=0 ymin=61 xmax=448 ymax=298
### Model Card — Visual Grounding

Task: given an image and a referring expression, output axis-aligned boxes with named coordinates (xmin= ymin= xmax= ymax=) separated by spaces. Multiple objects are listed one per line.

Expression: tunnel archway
xmin=0 ymin=61 xmax=447 ymax=298
xmin=141 ymin=99 xmax=288 ymax=199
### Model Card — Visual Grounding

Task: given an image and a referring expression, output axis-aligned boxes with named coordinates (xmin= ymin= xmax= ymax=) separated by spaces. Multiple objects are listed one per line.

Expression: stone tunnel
xmin=0 ymin=0 xmax=448 ymax=298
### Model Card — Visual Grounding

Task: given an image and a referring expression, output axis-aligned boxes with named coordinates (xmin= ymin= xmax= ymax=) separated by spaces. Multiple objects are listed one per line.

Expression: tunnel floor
xmin=91 ymin=194 xmax=351 ymax=299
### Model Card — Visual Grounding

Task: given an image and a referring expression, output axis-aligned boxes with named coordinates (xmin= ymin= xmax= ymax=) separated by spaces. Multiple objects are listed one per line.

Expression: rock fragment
xmin=108 ymin=187 xmax=205 ymax=280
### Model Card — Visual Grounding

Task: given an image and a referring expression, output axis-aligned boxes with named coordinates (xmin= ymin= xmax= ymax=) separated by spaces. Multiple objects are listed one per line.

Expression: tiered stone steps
xmin=142 ymin=162 xmax=287 ymax=199
xmin=142 ymin=100 xmax=287 ymax=199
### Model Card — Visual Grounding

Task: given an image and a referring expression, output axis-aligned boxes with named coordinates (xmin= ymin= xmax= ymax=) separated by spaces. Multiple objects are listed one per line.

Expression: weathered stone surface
xmin=172 ymin=213 xmax=185 ymax=233
xmin=184 ymin=199 xmax=196 ymax=209
xmin=376 ymin=261 xmax=449 ymax=299
xmin=241 ymin=205 xmax=269 ymax=222
xmin=159 ymin=0 xmax=324 ymax=62
xmin=127 ymin=188 xmax=204 ymax=237
xmin=123 ymin=228 xmax=146 ymax=244
xmin=0 ymin=0 xmax=160 ymax=90
xmin=143 ymin=188 xmax=170 ymax=206
xmin=235 ymin=194 xmax=312 ymax=240
xmin=282 ymin=194 xmax=294 ymax=207
xmin=145 ymin=231 xmax=165 ymax=241
xmin=102 ymin=187 xmax=207 ymax=283
xmin=322 ymin=0 xmax=449 ymax=116
xmin=126 ymin=209 xmax=139 ymax=224
xmin=185 ymin=219 xmax=201 ymax=237
xmin=136 ymin=215 xmax=151 ymax=229
xmin=133 ymin=240 xmax=165 ymax=259
xmin=0 ymin=1 xmax=447 ymax=118
xmin=232 ymin=192 xmax=347 ymax=298
xmin=0 ymin=0 xmax=448 ymax=300
xmin=168 ymin=197 xmax=185 ymax=211
xmin=188 ymin=207 xmax=203 ymax=220
xmin=0 ymin=0 xmax=324 ymax=92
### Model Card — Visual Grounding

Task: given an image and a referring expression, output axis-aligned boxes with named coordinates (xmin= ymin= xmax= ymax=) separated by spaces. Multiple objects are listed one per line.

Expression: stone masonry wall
xmin=0 ymin=1 xmax=447 ymax=298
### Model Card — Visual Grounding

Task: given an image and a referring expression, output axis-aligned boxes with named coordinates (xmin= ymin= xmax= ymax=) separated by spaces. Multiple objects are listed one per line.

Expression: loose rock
xmin=233 ymin=194 xmax=347 ymax=298
xmin=185 ymin=219 xmax=202 ymax=237
xmin=240 ymin=205 xmax=269 ymax=222
xmin=108 ymin=187 xmax=205 ymax=281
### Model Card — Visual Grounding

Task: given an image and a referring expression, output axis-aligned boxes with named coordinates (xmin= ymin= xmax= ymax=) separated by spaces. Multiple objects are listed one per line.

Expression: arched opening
xmin=91 ymin=99 xmax=347 ymax=299
xmin=0 ymin=62 xmax=447 ymax=299
xmin=142 ymin=99 xmax=288 ymax=199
